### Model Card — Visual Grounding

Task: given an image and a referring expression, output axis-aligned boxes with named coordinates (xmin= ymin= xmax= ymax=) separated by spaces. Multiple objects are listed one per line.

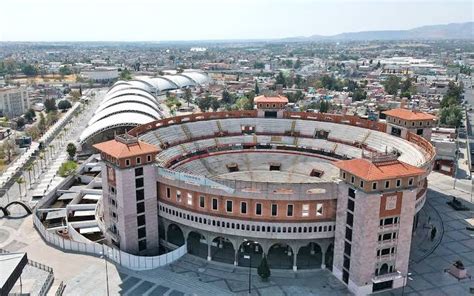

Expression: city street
xmin=0 ymin=89 xmax=104 ymax=208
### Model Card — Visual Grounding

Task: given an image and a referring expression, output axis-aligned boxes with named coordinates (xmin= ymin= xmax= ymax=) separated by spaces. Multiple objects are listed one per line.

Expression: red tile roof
xmin=254 ymin=95 xmax=288 ymax=103
xmin=335 ymin=158 xmax=425 ymax=181
xmin=93 ymin=139 xmax=159 ymax=159
xmin=382 ymin=108 xmax=437 ymax=121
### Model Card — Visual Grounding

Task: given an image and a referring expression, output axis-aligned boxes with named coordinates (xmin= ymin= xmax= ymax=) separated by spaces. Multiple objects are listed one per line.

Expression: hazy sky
xmin=0 ymin=0 xmax=472 ymax=41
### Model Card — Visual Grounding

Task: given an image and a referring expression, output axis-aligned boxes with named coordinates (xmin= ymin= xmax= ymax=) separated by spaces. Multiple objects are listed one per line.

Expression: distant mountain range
xmin=282 ymin=22 xmax=473 ymax=41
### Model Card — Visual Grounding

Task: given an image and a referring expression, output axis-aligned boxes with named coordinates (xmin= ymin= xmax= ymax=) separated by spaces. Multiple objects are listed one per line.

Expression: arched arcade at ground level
xmin=162 ymin=220 xmax=334 ymax=271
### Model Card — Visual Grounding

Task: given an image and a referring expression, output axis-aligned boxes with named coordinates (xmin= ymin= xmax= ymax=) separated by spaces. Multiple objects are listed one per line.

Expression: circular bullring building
xmin=94 ymin=96 xmax=436 ymax=295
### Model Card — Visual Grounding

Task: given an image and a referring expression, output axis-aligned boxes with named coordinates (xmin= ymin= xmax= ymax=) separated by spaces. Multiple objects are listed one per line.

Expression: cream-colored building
xmin=0 ymin=86 xmax=30 ymax=118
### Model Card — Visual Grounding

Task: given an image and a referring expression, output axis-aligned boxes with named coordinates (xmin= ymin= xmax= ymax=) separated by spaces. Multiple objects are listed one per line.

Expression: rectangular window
xmin=256 ymin=203 xmax=262 ymax=215
xmin=385 ymin=180 xmax=390 ymax=189
xmin=381 ymin=248 xmax=390 ymax=256
xmin=226 ymin=200 xmax=233 ymax=212
xmin=360 ymin=180 xmax=364 ymax=188
xmin=125 ymin=159 xmax=130 ymax=166
xmin=135 ymin=178 xmax=144 ymax=188
xmin=137 ymin=215 xmax=146 ymax=226
xmin=212 ymin=198 xmax=218 ymax=210
xmin=408 ymin=178 xmax=414 ymax=186
xmin=344 ymin=241 xmax=351 ymax=256
xmin=346 ymin=212 xmax=354 ymax=227
xmin=347 ymin=199 xmax=355 ymax=212
xmin=348 ymin=188 xmax=355 ymax=198
xmin=138 ymin=239 xmax=147 ymax=251
xmin=396 ymin=179 xmax=401 ymax=187
xmin=137 ymin=202 xmax=145 ymax=214
xmin=135 ymin=167 xmax=143 ymax=176
xmin=176 ymin=190 xmax=182 ymax=202
xmin=166 ymin=187 xmax=171 ymax=199
xmin=302 ymin=204 xmax=309 ymax=217
xmin=345 ymin=227 xmax=353 ymax=241
xmin=136 ymin=157 xmax=141 ymax=164
xmin=351 ymin=176 xmax=355 ymax=184
xmin=147 ymin=155 xmax=152 ymax=162
xmin=343 ymin=255 xmax=351 ymax=270
xmin=316 ymin=203 xmax=323 ymax=216
xmin=138 ymin=227 xmax=146 ymax=239
xmin=287 ymin=204 xmax=293 ymax=217
xmin=136 ymin=189 xmax=144 ymax=201
xmin=199 ymin=196 xmax=205 ymax=208
xmin=271 ymin=204 xmax=278 ymax=216
xmin=187 ymin=193 xmax=193 ymax=205
xmin=241 ymin=202 xmax=247 ymax=214
xmin=342 ymin=172 xmax=346 ymax=179
xmin=372 ymin=182 xmax=377 ymax=190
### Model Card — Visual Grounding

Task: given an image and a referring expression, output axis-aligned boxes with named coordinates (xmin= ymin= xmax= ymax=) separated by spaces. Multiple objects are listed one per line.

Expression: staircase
xmin=361 ymin=131 xmax=371 ymax=145
xmin=291 ymin=120 xmax=296 ymax=134
xmin=293 ymin=136 xmax=298 ymax=146
xmin=216 ymin=120 xmax=223 ymax=133
xmin=331 ymin=143 xmax=338 ymax=154
xmin=181 ymin=125 xmax=193 ymax=140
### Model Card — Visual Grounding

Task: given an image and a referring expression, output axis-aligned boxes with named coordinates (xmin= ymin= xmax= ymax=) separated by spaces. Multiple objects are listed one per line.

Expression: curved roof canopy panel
xmin=89 ymin=102 xmax=161 ymax=126
xmin=96 ymin=95 xmax=161 ymax=114
xmin=181 ymin=71 xmax=211 ymax=85
xmin=163 ymin=75 xmax=195 ymax=88
xmin=80 ymin=112 xmax=156 ymax=144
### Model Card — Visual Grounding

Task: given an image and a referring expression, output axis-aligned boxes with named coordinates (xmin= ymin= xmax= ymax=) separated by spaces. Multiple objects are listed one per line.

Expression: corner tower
xmin=254 ymin=95 xmax=288 ymax=118
xmin=332 ymin=153 xmax=425 ymax=295
xmin=94 ymin=134 xmax=160 ymax=255
xmin=383 ymin=108 xmax=437 ymax=141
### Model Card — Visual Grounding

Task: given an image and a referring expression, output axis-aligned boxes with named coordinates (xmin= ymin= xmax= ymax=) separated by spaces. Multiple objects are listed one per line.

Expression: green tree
xmin=319 ymin=100 xmax=329 ymax=113
xmin=38 ymin=113 xmax=46 ymax=133
xmin=59 ymin=161 xmax=78 ymax=177
xmin=44 ymin=98 xmax=57 ymax=112
xmin=257 ymin=255 xmax=271 ymax=281
xmin=235 ymin=97 xmax=254 ymax=110
xmin=210 ymin=97 xmax=221 ymax=111
xmin=120 ymin=68 xmax=132 ymax=80
xmin=352 ymin=89 xmax=367 ymax=102
xmin=255 ymin=81 xmax=260 ymax=95
xmin=439 ymin=105 xmax=463 ymax=127
xmin=15 ymin=117 xmax=25 ymax=129
xmin=24 ymin=109 xmax=36 ymax=122
xmin=16 ymin=177 xmax=25 ymax=199
xmin=197 ymin=95 xmax=212 ymax=112
xmin=21 ymin=64 xmax=37 ymax=76
xmin=59 ymin=66 xmax=72 ymax=76
xmin=382 ymin=75 xmax=401 ymax=95
xmin=221 ymin=90 xmax=234 ymax=105
xmin=294 ymin=59 xmax=302 ymax=69
xmin=183 ymin=88 xmax=193 ymax=107
xmin=275 ymin=72 xmax=286 ymax=87
xmin=66 ymin=143 xmax=77 ymax=160
xmin=58 ymin=100 xmax=72 ymax=111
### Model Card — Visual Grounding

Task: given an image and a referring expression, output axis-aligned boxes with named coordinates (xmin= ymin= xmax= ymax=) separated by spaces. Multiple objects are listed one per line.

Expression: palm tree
xmin=49 ymin=144 xmax=55 ymax=159
xmin=25 ymin=163 xmax=34 ymax=188
xmin=16 ymin=177 xmax=25 ymax=200
xmin=39 ymin=153 xmax=45 ymax=171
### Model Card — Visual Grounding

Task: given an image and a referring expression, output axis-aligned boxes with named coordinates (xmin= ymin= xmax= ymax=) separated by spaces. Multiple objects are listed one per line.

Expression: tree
xmin=70 ymin=90 xmax=81 ymax=101
xmin=352 ymin=89 xmax=367 ymax=102
xmin=25 ymin=163 xmax=34 ymax=186
xmin=319 ymin=100 xmax=329 ymax=113
xmin=400 ymin=77 xmax=413 ymax=94
xmin=235 ymin=97 xmax=254 ymax=110
xmin=46 ymin=111 xmax=59 ymax=126
xmin=275 ymin=72 xmax=286 ymax=87
xmin=221 ymin=90 xmax=235 ymax=105
xmin=183 ymin=88 xmax=193 ymax=107
xmin=15 ymin=117 xmax=25 ymax=129
xmin=255 ymin=81 xmax=260 ymax=95
xmin=120 ymin=68 xmax=132 ymax=80
xmin=67 ymin=143 xmax=77 ymax=160
xmin=59 ymin=66 xmax=72 ymax=76
xmin=294 ymin=59 xmax=302 ymax=69
xmin=197 ymin=95 xmax=212 ymax=112
xmin=38 ymin=113 xmax=46 ymax=133
xmin=382 ymin=75 xmax=400 ymax=95
xmin=16 ymin=177 xmax=25 ymax=199
xmin=210 ymin=97 xmax=221 ymax=111
xmin=58 ymin=100 xmax=72 ymax=111
xmin=21 ymin=64 xmax=37 ymax=76
xmin=24 ymin=109 xmax=36 ymax=122
xmin=44 ymin=98 xmax=57 ymax=112
xmin=257 ymin=255 xmax=271 ymax=281
xmin=439 ymin=105 xmax=463 ymax=127
xmin=59 ymin=161 xmax=78 ymax=177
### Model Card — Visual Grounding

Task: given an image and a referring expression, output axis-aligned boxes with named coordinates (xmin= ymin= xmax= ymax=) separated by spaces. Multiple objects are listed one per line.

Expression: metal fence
xmin=33 ymin=213 xmax=187 ymax=270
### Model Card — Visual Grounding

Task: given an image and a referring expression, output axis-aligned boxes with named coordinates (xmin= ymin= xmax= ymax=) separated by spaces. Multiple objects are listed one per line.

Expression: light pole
xmin=243 ymin=240 xmax=259 ymax=295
